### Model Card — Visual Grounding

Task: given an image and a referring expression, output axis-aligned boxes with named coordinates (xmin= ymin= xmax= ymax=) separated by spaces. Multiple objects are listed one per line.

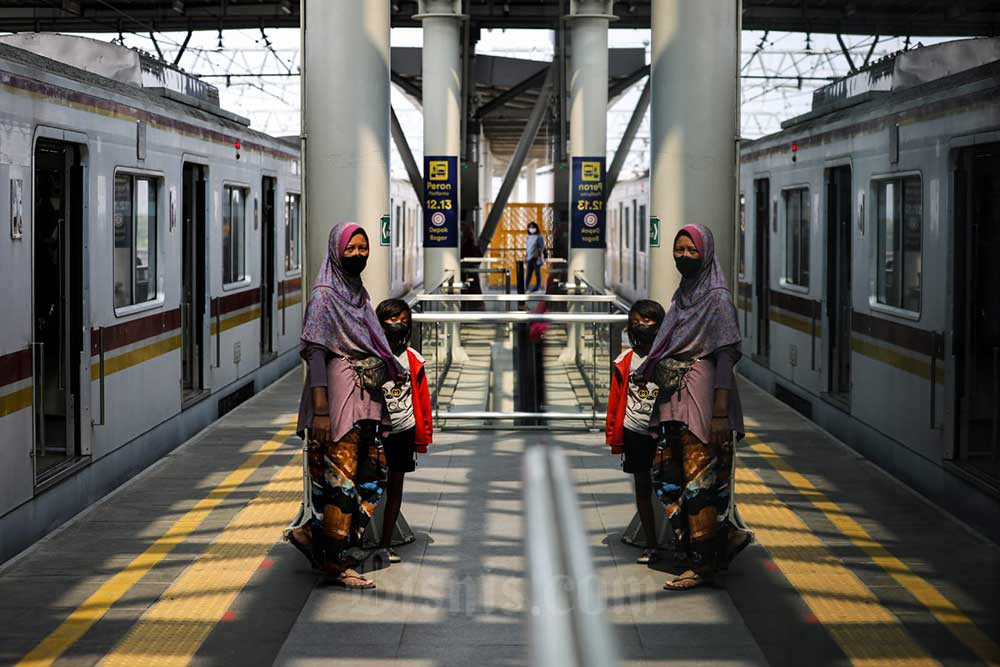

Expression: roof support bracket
xmin=606 ymin=75 xmax=650 ymax=195
xmin=478 ymin=65 xmax=556 ymax=251
xmin=390 ymin=106 xmax=425 ymax=208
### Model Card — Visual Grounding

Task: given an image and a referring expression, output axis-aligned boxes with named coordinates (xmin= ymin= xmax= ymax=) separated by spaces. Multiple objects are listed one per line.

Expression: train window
xmin=113 ymin=173 xmax=158 ymax=308
xmin=223 ymin=185 xmax=248 ymax=285
xmin=783 ymin=187 xmax=810 ymax=287
xmin=875 ymin=176 xmax=921 ymax=312
xmin=284 ymin=192 xmax=301 ymax=273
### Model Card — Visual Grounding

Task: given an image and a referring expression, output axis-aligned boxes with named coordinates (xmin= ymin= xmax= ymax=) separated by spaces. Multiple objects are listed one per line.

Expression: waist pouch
xmin=350 ymin=356 xmax=387 ymax=395
xmin=651 ymin=358 xmax=696 ymax=400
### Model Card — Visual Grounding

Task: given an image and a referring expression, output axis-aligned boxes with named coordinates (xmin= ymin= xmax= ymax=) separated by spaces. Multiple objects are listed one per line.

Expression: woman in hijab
xmin=285 ymin=222 xmax=404 ymax=589
xmin=636 ymin=224 xmax=752 ymax=591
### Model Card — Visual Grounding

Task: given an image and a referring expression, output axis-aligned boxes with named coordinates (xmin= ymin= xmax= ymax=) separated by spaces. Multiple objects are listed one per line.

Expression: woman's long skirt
xmin=306 ymin=422 xmax=387 ymax=573
xmin=653 ymin=424 xmax=726 ymax=574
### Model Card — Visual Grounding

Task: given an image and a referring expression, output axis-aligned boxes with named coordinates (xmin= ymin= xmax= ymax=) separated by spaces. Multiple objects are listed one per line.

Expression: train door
xmin=955 ymin=143 xmax=1000 ymax=482
xmin=753 ymin=178 xmax=771 ymax=359
xmin=638 ymin=203 xmax=647 ymax=294
xmin=260 ymin=176 xmax=276 ymax=360
xmin=32 ymin=139 xmax=86 ymax=481
xmin=825 ymin=165 xmax=853 ymax=398
xmin=181 ymin=163 xmax=207 ymax=399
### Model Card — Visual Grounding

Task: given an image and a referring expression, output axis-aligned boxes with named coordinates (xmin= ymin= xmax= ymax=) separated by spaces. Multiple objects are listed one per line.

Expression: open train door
xmin=825 ymin=165 xmax=853 ymax=401
xmin=181 ymin=162 xmax=207 ymax=401
xmin=260 ymin=176 xmax=277 ymax=361
xmin=753 ymin=178 xmax=771 ymax=361
xmin=954 ymin=143 xmax=1000 ymax=483
xmin=32 ymin=136 xmax=90 ymax=485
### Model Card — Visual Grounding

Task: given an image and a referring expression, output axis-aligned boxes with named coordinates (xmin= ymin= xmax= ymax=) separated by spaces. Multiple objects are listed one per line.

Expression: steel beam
xmin=391 ymin=70 xmax=423 ymax=104
xmin=390 ymin=106 xmax=425 ymax=207
xmin=606 ymin=76 xmax=650 ymax=195
xmin=474 ymin=66 xmax=548 ymax=118
xmin=608 ymin=64 xmax=650 ymax=101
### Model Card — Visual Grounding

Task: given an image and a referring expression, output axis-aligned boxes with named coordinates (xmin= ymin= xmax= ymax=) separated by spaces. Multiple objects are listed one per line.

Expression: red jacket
xmin=407 ymin=348 xmax=433 ymax=452
xmin=605 ymin=349 xmax=634 ymax=455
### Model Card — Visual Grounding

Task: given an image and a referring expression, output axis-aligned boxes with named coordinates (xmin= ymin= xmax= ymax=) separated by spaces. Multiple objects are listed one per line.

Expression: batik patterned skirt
xmin=306 ymin=421 xmax=387 ymax=572
xmin=652 ymin=423 xmax=729 ymax=574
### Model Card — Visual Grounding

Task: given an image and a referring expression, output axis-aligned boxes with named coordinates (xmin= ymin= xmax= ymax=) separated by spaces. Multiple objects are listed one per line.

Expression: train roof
xmin=743 ymin=37 xmax=1000 ymax=151
xmin=0 ymin=33 xmax=296 ymax=155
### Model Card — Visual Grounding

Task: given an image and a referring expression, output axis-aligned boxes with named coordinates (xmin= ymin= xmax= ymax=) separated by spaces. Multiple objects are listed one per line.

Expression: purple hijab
xmin=300 ymin=222 xmax=404 ymax=379
xmin=638 ymin=224 xmax=741 ymax=379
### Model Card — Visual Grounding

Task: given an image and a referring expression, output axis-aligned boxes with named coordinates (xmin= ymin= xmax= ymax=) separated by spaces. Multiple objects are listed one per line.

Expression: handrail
xmin=416 ymin=294 xmax=618 ymax=303
xmin=571 ymin=271 xmax=602 ymax=295
xmin=460 ymin=257 xmax=506 ymax=264
xmin=437 ymin=410 xmax=606 ymax=420
xmin=525 ymin=445 xmax=621 ymax=667
xmin=412 ymin=313 xmax=627 ymax=324
xmin=424 ymin=270 xmax=457 ymax=296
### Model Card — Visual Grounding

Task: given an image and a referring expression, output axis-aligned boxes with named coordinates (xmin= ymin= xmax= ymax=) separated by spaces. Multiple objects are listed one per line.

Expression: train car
xmin=0 ymin=34 xmax=307 ymax=561
xmin=605 ymin=175 xmax=650 ymax=302
xmin=389 ymin=178 xmax=424 ymax=296
xmin=737 ymin=37 xmax=1000 ymax=520
xmin=605 ymin=38 xmax=1000 ymax=533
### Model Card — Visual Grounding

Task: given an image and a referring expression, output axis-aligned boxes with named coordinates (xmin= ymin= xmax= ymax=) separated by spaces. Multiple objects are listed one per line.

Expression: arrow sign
xmin=649 ymin=215 xmax=660 ymax=248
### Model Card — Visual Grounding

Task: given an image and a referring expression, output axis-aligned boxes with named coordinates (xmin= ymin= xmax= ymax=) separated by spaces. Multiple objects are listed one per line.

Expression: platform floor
xmin=1 ymin=369 xmax=998 ymax=667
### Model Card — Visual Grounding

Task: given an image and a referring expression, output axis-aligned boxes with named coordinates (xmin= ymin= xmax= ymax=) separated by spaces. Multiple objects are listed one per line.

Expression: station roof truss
xmin=1 ymin=1 xmax=997 ymax=37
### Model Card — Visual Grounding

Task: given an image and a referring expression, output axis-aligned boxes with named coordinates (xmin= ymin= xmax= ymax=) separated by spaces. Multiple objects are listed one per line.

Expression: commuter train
xmin=0 ymin=34 xmax=421 ymax=560
xmin=607 ymin=38 xmax=1000 ymax=532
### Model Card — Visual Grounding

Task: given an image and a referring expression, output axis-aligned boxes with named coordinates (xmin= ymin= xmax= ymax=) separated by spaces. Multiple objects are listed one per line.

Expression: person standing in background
xmin=524 ymin=221 xmax=546 ymax=292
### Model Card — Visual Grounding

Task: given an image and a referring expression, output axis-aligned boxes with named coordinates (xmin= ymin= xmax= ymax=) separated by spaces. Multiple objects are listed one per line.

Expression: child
xmin=606 ymin=299 xmax=666 ymax=564
xmin=376 ymin=298 xmax=432 ymax=563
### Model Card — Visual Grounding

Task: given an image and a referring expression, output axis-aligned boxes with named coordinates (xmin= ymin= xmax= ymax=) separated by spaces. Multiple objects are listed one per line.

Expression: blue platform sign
xmin=423 ymin=155 xmax=458 ymax=247
xmin=570 ymin=156 xmax=605 ymax=248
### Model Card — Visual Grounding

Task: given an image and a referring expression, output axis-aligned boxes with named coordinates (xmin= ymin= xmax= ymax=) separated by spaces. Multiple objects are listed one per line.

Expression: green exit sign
xmin=649 ymin=215 xmax=660 ymax=248
xmin=380 ymin=213 xmax=390 ymax=247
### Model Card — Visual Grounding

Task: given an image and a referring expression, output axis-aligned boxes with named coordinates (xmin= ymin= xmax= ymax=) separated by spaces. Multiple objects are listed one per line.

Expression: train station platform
xmin=1 ymin=368 xmax=998 ymax=667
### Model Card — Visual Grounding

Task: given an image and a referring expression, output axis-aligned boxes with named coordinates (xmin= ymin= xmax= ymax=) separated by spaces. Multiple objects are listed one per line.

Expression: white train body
xmin=606 ymin=39 xmax=1000 ymax=537
xmin=0 ymin=35 xmax=421 ymax=560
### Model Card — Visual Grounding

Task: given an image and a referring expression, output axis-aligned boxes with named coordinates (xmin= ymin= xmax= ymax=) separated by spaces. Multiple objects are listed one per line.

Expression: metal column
xmin=417 ymin=0 xmax=464 ymax=289
xmin=302 ymin=0 xmax=391 ymax=303
xmin=649 ymin=0 xmax=741 ymax=303
xmin=567 ymin=0 xmax=615 ymax=292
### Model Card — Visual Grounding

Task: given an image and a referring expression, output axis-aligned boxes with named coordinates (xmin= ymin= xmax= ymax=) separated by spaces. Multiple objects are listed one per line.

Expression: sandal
xmin=636 ymin=548 xmax=658 ymax=564
xmin=286 ymin=528 xmax=318 ymax=569
xmin=331 ymin=568 xmax=376 ymax=590
xmin=663 ymin=569 xmax=712 ymax=591
xmin=387 ymin=548 xmax=402 ymax=563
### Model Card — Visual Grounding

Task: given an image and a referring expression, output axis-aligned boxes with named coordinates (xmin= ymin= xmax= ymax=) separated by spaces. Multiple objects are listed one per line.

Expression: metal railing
xmin=525 ymin=444 xmax=621 ymax=667
xmin=412 ymin=309 xmax=624 ymax=427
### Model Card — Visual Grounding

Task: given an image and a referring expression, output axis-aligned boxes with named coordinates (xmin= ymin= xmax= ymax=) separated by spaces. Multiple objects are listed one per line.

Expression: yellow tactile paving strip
xmin=16 ymin=422 xmax=296 ymax=667
xmin=99 ymin=457 xmax=301 ymax=666
xmin=745 ymin=435 xmax=1000 ymax=667
xmin=736 ymin=464 xmax=942 ymax=667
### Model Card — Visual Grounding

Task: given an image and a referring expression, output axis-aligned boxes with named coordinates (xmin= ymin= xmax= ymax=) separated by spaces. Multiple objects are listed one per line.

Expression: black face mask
xmin=341 ymin=254 xmax=368 ymax=277
xmin=382 ymin=322 xmax=411 ymax=354
xmin=628 ymin=324 xmax=658 ymax=352
xmin=675 ymin=256 xmax=702 ymax=279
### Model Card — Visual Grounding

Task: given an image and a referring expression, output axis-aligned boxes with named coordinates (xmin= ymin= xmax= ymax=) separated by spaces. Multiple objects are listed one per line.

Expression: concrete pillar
xmin=417 ymin=0 xmax=463 ymax=287
xmin=525 ymin=160 xmax=537 ymax=202
xmin=648 ymin=1 xmax=741 ymax=304
xmin=479 ymin=135 xmax=492 ymax=232
xmin=567 ymin=0 xmax=614 ymax=292
xmin=302 ymin=0 xmax=391 ymax=302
